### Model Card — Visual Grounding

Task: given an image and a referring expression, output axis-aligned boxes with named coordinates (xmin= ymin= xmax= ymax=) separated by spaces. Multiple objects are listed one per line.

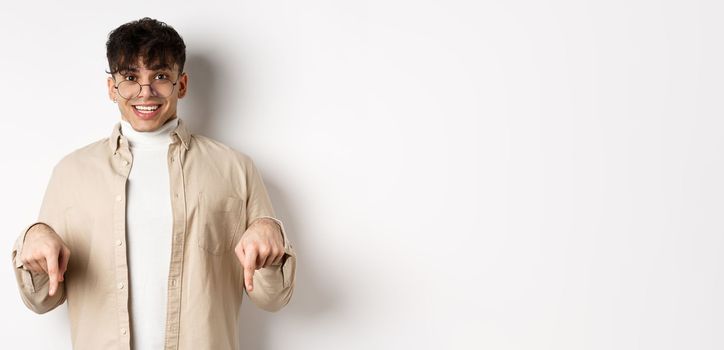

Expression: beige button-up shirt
xmin=10 ymin=117 xmax=297 ymax=350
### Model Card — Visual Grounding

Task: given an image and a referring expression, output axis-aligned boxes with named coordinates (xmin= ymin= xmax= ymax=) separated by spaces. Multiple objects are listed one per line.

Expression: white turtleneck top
xmin=119 ymin=117 xmax=178 ymax=350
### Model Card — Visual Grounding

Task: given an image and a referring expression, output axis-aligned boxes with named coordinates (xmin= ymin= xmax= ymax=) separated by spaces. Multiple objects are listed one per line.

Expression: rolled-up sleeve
xmin=243 ymin=157 xmax=297 ymax=312
xmin=11 ymin=162 xmax=69 ymax=314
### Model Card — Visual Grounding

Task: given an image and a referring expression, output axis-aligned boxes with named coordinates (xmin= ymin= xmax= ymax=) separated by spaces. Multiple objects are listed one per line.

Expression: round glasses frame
xmin=112 ymin=75 xmax=181 ymax=100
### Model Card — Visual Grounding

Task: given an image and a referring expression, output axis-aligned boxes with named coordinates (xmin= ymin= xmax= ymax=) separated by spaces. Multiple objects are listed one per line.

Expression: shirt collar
xmin=109 ymin=117 xmax=191 ymax=153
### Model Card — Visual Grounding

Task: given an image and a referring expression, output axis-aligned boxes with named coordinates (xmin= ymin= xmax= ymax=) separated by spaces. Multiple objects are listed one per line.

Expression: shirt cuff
xmin=12 ymin=222 xmax=48 ymax=293
xmin=13 ymin=222 xmax=47 ymax=269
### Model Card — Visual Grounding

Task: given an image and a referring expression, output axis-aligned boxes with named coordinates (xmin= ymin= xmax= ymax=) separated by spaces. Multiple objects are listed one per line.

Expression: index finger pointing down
xmin=244 ymin=247 xmax=257 ymax=292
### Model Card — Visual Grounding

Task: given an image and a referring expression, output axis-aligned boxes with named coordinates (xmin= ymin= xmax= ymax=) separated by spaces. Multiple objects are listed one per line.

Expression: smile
xmin=133 ymin=104 xmax=161 ymax=112
xmin=131 ymin=104 xmax=163 ymax=120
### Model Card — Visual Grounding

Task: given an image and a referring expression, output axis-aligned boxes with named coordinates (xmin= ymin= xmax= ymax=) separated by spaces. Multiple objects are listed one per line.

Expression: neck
xmin=120 ymin=118 xmax=178 ymax=147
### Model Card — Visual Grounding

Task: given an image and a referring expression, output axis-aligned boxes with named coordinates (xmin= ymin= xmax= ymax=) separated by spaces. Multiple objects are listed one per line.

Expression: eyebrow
xmin=120 ymin=64 xmax=172 ymax=73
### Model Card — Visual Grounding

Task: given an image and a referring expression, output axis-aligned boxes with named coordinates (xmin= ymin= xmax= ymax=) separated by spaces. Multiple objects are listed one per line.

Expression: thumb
xmin=58 ymin=247 xmax=70 ymax=282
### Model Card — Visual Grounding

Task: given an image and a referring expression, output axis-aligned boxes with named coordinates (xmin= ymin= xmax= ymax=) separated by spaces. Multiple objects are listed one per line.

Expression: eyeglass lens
xmin=117 ymin=80 xmax=175 ymax=99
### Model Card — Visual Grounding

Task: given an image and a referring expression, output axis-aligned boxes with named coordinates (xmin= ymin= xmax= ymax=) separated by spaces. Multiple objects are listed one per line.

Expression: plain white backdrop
xmin=1 ymin=1 xmax=722 ymax=349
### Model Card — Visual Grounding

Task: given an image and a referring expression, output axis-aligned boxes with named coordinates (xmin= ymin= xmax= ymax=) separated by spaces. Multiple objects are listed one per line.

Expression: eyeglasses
xmin=112 ymin=76 xmax=180 ymax=100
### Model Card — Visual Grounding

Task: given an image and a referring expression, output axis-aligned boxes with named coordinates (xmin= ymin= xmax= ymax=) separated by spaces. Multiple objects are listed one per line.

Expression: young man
xmin=10 ymin=17 xmax=297 ymax=350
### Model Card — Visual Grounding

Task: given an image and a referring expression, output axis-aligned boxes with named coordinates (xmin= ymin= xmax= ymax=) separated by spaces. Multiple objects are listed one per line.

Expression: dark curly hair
xmin=105 ymin=17 xmax=186 ymax=76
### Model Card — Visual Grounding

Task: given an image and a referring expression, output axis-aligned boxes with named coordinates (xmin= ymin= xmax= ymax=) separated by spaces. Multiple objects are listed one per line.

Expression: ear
xmin=107 ymin=76 xmax=117 ymax=102
xmin=177 ymin=72 xmax=188 ymax=99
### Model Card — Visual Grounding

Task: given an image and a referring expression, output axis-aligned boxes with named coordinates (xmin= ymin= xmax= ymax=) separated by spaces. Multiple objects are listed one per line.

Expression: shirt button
xmin=174 ymin=193 xmax=179 ymax=198
xmin=171 ymin=157 xmax=175 ymax=162
xmin=115 ymin=195 xmax=122 ymax=202
xmin=121 ymin=328 xmax=127 ymax=335
xmin=123 ymin=160 xmax=129 ymax=166
xmin=116 ymin=240 xmax=123 ymax=246
xmin=118 ymin=282 xmax=125 ymax=290
xmin=170 ymin=279 xmax=177 ymax=286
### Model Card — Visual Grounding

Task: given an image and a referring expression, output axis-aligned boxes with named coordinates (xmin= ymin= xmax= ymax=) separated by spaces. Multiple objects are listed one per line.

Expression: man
xmin=10 ymin=17 xmax=297 ymax=350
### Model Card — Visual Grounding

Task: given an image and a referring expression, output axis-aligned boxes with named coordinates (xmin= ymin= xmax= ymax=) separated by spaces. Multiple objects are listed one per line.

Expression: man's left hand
xmin=235 ymin=218 xmax=285 ymax=292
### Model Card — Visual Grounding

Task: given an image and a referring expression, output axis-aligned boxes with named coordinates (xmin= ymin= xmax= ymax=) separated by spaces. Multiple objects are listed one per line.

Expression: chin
xmin=125 ymin=116 xmax=159 ymax=131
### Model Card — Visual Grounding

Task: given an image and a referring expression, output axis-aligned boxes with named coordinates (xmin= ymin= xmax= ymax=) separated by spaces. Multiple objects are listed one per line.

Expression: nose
xmin=136 ymin=82 xmax=157 ymax=98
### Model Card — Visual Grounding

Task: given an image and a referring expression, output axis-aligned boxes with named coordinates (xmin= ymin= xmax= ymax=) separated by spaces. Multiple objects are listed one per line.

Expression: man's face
xmin=106 ymin=58 xmax=188 ymax=132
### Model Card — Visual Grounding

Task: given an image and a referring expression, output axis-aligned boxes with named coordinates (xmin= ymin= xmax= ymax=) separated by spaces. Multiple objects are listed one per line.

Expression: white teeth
xmin=134 ymin=105 xmax=160 ymax=111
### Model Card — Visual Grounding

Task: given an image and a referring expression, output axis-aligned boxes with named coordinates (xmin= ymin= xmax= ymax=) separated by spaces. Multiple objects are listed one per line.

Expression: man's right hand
xmin=18 ymin=223 xmax=71 ymax=296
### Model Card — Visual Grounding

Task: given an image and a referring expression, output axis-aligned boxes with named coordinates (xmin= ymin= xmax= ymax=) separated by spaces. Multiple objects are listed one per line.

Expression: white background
xmin=1 ymin=1 xmax=722 ymax=349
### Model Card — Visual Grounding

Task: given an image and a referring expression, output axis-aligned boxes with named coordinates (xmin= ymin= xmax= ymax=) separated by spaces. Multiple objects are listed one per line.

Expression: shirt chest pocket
xmin=196 ymin=192 xmax=245 ymax=255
